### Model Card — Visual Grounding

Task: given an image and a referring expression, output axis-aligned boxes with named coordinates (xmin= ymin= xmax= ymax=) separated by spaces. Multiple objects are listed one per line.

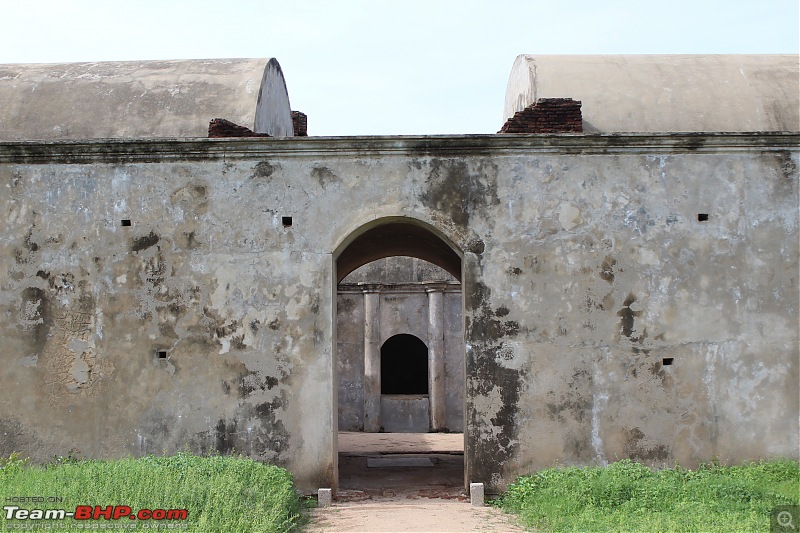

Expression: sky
xmin=1 ymin=0 xmax=797 ymax=136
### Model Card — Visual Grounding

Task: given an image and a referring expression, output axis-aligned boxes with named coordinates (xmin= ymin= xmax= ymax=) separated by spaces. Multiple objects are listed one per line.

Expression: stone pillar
xmin=427 ymin=285 xmax=446 ymax=431
xmin=363 ymin=287 xmax=381 ymax=432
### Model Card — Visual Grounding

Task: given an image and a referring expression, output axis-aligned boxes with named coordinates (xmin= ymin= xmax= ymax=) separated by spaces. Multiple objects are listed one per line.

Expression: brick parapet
xmin=291 ymin=111 xmax=308 ymax=137
xmin=208 ymin=118 xmax=271 ymax=138
xmin=499 ymin=98 xmax=583 ymax=134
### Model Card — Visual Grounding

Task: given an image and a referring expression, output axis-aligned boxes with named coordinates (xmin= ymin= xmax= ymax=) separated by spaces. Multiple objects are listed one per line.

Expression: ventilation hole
xmin=282 ymin=216 xmax=293 ymax=227
xmin=157 ymin=350 xmax=168 ymax=360
xmin=121 ymin=219 xmax=132 ymax=227
xmin=662 ymin=357 xmax=674 ymax=366
xmin=697 ymin=214 xmax=709 ymax=222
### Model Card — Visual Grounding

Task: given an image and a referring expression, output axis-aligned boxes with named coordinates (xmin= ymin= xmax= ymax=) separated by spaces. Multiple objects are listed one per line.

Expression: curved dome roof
xmin=505 ymin=54 xmax=799 ymax=132
xmin=0 ymin=57 xmax=294 ymax=140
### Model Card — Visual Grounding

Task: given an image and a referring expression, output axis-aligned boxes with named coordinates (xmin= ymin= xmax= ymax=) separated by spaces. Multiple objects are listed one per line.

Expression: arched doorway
xmin=333 ymin=218 xmax=466 ymax=495
xmin=380 ymin=334 xmax=429 ymax=433
xmin=381 ymin=334 xmax=428 ymax=395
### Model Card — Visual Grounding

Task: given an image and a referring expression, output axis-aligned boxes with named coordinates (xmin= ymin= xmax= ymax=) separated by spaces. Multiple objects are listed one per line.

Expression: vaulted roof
xmin=505 ymin=55 xmax=799 ymax=132
xmin=0 ymin=58 xmax=293 ymax=140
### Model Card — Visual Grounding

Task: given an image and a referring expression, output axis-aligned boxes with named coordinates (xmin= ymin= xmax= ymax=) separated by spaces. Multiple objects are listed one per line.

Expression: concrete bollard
xmin=318 ymin=488 xmax=332 ymax=507
xmin=470 ymin=482 xmax=484 ymax=507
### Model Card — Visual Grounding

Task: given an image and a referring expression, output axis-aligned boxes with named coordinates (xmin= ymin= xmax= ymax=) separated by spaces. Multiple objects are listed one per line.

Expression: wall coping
xmin=0 ymin=132 xmax=797 ymax=164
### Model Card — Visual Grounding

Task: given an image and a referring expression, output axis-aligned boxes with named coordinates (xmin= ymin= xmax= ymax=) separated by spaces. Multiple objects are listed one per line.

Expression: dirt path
xmin=305 ymin=490 xmax=527 ymax=533
xmin=308 ymin=433 xmax=527 ymax=532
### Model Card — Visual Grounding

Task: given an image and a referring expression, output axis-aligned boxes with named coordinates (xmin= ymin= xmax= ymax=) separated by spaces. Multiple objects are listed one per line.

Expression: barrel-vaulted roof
xmin=505 ymin=55 xmax=799 ymax=132
xmin=0 ymin=58 xmax=294 ymax=140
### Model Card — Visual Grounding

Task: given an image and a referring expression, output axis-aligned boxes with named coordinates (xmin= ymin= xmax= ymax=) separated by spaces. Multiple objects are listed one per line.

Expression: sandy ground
xmin=304 ymin=433 xmax=527 ymax=532
xmin=305 ymin=492 xmax=527 ymax=533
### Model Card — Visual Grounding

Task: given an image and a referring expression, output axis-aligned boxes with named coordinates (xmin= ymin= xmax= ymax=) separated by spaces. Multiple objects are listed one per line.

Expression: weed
xmin=0 ymin=452 xmax=303 ymax=532
xmin=498 ymin=459 xmax=799 ymax=532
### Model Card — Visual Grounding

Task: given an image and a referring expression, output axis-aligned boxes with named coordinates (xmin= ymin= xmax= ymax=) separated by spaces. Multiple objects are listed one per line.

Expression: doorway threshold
xmin=338 ymin=431 xmax=464 ymax=455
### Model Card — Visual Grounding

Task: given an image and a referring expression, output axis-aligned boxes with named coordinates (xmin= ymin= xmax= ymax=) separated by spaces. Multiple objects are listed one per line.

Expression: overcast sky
xmin=1 ymin=0 xmax=797 ymax=136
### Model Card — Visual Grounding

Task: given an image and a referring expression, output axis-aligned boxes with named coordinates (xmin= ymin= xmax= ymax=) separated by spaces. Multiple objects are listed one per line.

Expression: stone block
xmin=318 ymin=488 xmax=332 ymax=507
xmin=470 ymin=482 xmax=484 ymax=507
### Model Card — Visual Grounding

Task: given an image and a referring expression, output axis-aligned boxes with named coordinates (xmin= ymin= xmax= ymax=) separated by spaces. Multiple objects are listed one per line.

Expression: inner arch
xmin=336 ymin=222 xmax=462 ymax=282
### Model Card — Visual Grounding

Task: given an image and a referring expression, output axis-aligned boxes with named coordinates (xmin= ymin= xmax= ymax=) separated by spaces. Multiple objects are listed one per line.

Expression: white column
xmin=363 ymin=287 xmax=381 ymax=432
xmin=427 ymin=285 xmax=446 ymax=431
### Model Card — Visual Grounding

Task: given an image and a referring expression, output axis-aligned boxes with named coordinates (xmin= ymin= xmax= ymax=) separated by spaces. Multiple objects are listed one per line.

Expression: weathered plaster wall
xmin=0 ymin=134 xmax=797 ymax=494
xmin=0 ymin=149 xmax=336 ymax=492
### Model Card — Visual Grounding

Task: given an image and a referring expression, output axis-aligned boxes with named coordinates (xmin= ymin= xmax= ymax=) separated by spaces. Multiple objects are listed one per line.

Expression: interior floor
xmin=337 ymin=432 xmax=465 ymax=501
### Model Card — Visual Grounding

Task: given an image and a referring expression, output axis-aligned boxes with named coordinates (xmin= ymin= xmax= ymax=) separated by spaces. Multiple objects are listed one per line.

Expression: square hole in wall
xmin=121 ymin=219 xmax=132 ymax=227
xmin=697 ymin=214 xmax=709 ymax=222
xmin=662 ymin=357 xmax=674 ymax=366
xmin=282 ymin=216 xmax=293 ymax=227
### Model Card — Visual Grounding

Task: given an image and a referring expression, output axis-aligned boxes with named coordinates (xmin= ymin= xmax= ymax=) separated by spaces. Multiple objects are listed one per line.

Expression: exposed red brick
xmin=498 ymin=98 xmax=583 ymax=134
xmin=208 ymin=118 xmax=271 ymax=138
xmin=291 ymin=111 xmax=308 ymax=136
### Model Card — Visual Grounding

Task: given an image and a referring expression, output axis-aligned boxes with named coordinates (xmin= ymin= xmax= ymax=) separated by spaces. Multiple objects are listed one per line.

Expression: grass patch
xmin=0 ymin=452 xmax=303 ymax=532
xmin=498 ymin=458 xmax=799 ymax=532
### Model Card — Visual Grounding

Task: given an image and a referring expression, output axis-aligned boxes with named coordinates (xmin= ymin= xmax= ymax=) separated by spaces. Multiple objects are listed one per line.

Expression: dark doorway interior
xmin=381 ymin=334 xmax=428 ymax=395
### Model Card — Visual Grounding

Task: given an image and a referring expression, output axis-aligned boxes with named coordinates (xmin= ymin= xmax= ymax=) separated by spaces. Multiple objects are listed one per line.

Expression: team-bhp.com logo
xmin=4 ymin=505 xmax=188 ymax=529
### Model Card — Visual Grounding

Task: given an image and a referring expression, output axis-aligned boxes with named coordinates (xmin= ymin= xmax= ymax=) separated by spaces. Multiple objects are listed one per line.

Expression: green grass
xmin=498 ymin=458 xmax=800 ymax=532
xmin=0 ymin=452 xmax=303 ymax=532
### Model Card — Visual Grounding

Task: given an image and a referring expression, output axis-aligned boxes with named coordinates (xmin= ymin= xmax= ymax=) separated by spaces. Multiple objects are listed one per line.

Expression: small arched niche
xmin=381 ymin=334 xmax=429 ymax=395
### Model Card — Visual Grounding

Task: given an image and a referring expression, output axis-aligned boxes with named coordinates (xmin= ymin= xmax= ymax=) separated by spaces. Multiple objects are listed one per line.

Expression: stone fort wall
xmin=0 ymin=133 xmax=797 ymax=493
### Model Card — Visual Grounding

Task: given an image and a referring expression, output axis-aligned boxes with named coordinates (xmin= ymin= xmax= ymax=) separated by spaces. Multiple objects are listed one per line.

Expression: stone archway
xmin=332 ymin=218 xmax=466 ymax=492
